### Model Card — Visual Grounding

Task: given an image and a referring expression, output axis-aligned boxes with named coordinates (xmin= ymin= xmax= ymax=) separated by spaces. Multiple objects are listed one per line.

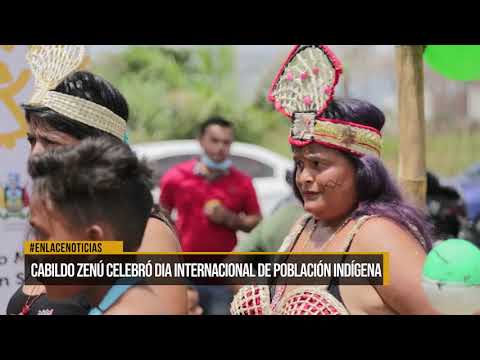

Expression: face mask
xmin=200 ymin=154 xmax=232 ymax=171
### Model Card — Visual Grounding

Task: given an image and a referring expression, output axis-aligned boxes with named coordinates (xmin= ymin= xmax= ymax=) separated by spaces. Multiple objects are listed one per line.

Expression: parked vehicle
xmin=132 ymin=140 xmax=293 ymax=216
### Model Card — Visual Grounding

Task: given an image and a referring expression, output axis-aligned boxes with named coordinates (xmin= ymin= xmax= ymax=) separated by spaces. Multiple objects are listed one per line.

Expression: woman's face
xmin=293 ymin=143 xmax=358 ymax=224
xmin=27 ymin=116 xmax=80 ymax=156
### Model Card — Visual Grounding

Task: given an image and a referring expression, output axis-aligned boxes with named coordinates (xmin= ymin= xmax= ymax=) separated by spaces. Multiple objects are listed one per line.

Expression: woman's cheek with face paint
xmin=302 ymin=168 xmax=357 ymax=222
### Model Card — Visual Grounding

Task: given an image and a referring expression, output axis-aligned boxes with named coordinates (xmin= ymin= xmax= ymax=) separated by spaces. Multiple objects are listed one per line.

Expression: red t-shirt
xmin=160 ymin=159 xmax=261 ymax=252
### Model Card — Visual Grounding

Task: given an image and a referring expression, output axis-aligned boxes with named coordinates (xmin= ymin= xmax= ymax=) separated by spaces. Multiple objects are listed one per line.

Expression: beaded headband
xmin=25 ymin=45 xmax=127 ymax=141
xmin=268 ymin=45 xmax=382 ymax=157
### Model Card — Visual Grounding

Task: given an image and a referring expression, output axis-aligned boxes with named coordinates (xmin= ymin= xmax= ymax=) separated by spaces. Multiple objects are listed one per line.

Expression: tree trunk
xmin=396 ymin=45 xmax=427 ymax=207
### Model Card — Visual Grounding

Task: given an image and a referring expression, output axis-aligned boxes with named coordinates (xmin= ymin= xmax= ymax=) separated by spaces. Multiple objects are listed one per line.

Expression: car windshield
xmin=149 ymin=153 xmax=275 ymax=185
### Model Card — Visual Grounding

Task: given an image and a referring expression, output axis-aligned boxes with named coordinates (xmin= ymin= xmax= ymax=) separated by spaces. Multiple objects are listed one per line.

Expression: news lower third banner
xmin=24 ymin=241 xmax=390 ymax=286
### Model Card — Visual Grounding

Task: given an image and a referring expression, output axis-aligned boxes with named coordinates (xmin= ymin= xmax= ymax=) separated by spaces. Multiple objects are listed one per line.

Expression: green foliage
xmin=93 ymin=46 xmax=280 ymax=143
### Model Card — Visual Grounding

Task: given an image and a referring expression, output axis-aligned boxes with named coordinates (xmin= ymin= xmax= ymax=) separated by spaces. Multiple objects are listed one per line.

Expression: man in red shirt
xmin=160 ymin=117 xmax=262 ymax=252
xmin=160 ymin=116 xmax=262 ymax=314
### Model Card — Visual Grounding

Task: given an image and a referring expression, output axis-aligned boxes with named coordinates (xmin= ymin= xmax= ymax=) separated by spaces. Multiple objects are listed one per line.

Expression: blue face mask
xmin=201 ymin=154 xmax=232 ymax=171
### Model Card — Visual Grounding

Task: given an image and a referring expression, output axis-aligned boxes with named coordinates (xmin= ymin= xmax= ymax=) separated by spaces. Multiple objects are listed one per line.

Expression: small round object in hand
xmin=204 ymin=199 xmax=222 ymax=214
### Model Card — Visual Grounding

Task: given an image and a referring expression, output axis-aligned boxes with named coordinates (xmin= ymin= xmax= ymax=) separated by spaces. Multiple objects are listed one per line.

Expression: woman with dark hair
xmin=7 ymin=45 xmax=186 ymax=315
xmin=231 ymin=45 xmax=437 ymax=315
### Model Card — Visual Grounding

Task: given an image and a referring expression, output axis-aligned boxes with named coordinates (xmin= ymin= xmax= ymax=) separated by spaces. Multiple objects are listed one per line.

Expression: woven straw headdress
xmin=25 ymin=45 xmax=127 ymax=141
xmin=268 ymin=45 xmax=382 ymax=157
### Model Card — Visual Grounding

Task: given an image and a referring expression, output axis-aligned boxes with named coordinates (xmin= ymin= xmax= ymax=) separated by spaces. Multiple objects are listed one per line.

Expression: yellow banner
xmin=24 ymin=241 xmax=124 ymax=255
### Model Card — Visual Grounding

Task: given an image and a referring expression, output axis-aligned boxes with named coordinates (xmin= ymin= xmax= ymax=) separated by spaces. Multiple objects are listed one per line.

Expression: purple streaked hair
xmin=292 ymin=98 xmax=434 ymax=251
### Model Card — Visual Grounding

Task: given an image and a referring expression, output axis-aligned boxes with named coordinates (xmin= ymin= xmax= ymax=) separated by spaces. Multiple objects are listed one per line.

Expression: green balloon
xmin=424 ymin=45 xmax=480 ymax=81
xmin=423 ymin=239 xmax=480 ymax=285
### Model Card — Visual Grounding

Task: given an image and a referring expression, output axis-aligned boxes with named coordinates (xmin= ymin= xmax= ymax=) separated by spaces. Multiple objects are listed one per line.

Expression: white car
xmin=132 ymin=140 xmax=294 ymax=216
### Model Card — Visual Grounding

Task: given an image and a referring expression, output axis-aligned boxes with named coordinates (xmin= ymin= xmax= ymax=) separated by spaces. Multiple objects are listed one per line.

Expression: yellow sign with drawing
xmin=0 ymin=45 xmax=92 ymax=150
xmin=0 ymin=45 xmax=31 ymax=149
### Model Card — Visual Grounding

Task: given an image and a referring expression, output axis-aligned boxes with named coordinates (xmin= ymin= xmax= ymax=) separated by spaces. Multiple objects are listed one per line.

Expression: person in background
xmin=160 ymin=116 xmax=262 ymax=315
